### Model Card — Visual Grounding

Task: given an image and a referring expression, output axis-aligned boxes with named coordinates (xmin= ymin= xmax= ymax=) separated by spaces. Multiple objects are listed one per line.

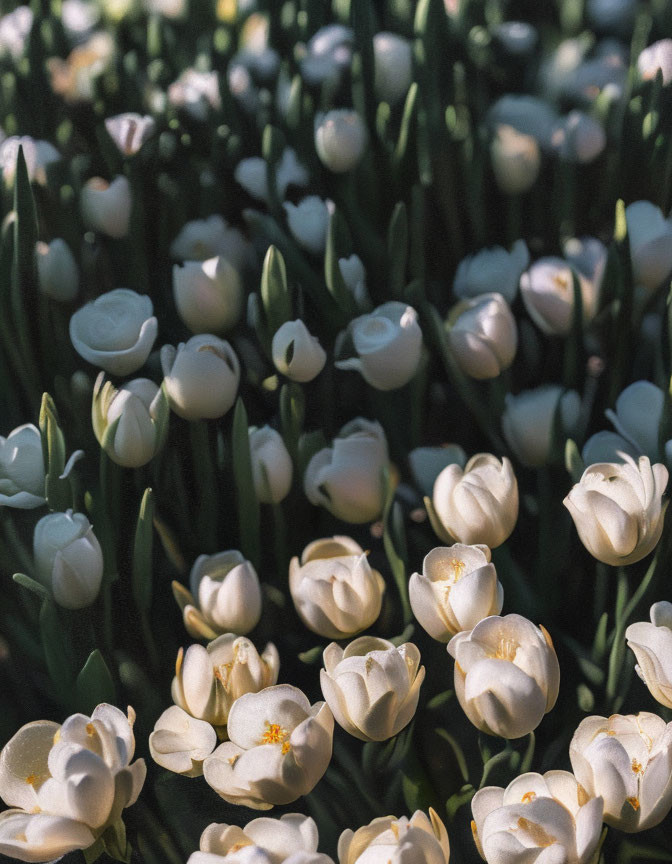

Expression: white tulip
xmin=70 ymin=288 xmax=158 ymax=376
xmin=338 ymin=809 xmax=450 ymax=864
xmin=161 ymin=334 xmax=240 ymax=420
xmin=625 ymin=601 xmax=672 ymax=709
xmin=300 ymin=24 xmax=353 ymax=86
xmin=373 ymin=32 xmax=413 ymax=106
xmin=170 ymin=215 xmax=254 ymax=270
xmin=471 ymin=770 xmax=603 ymax=864
xmin=0 ymin=136 xmax=59 ymax=187
xmin=520 ymin=257 xmax=599 ymax=335
xmin=502 ymin=385 xmax=581 ymax=467
xmin=33 ymin=510 xmax=103 ymax=609
xmin=495 ymin=21 xmax=538 ymax=56
xmin=315 ymin=110 xmax=368 ymax=174
xmin=92 ymin=375 xmax=165 ymax=468
xmin=167 ymin=68 xmax=221 ymax=120
xmin=249 ymin=426 xmax=293 ymax=504
xmin=289 ymin=537 xmax=385 ymax=639
xmin=173 ymin=256 xmax=244 ymax=334
xmin=570 ymin=712 xmax=672 ymax=831
xmin=203 ymin=684 xmax=334 ymax=810
xmin=587 ymin=0 xmax=636 ymax=32
xmin=454 ymin=241 xmax=529 ymax=305
xmin=235 ymin=148 xmax=308 ymax=204
xmin=0 ymin=704 xmax=145 ymax=863
xmin=149 ymin=706 xmax=217 ymax=777
xmin=638 ymin=39 xmax=672 ymax=86
xmin=448 ymin=293 xmax=517 ymax=380
xmin=335 ymin=302 xmax=423 ymax=391
xmin=47 ymin=32 xmax=114 ymax=103
xmin=487 ymin=95 xmax=558 ymax=150
xmin=0 ymin=424 xmax=46 ymax=509
xmin=563 ymin=235 xmax=608 ymax=294
xmin=490 ymin=125 xmax=541 ymax=196
xmin=304 ymin=419 xmax=389 ymax=524
xmin=448 ymin=614 xmax=560 ymax=739
xmin=551 ymin=111 xmax=606 ymax=163
xmin=283 ymin=196 xmax=330 ymax=256
xmin=563 ymin=455 xmax=668 ymax=566
xmin=626 ymin=200 xmax=672 ymax=294
xmin=338 ymin=255 xmax=370 ymax=308
xmin=272 ymin=320 xmax=326 ymax=383
xmin=35 ymin=240 xmax=79 ymax=302
xmin=0 ymin=6 xmax=33 ymax=61
xmin=80 ymin=175 xmax=131 ymax=239
xmin=409 ymin=445 xmax=466 ymax=497
xmin=104 ymin=113 xmax=155 ymax=156
xmin=432 ymin=454 xmax=519 ymax=548
xmin=410 ymin=544 xmax=503 ymax=642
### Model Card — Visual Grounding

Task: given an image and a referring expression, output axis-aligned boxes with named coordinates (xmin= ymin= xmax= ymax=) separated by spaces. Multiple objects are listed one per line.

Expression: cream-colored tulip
xmin=35 ymin=239 xmax=79 ymax=302
xmin=454 ymin=241 xmax=529 ymax=305
xmin=272 ymin=320 xmax=327 ymax=383
xmin=283 ymin=196 xmax=330 ymax=256
xmin=502 ymin=385 xmax=581 ymax=468
xmin=373 ymin=32 xmax=412 ymax=106
xmin=570 ymin=712 xmax=672 ymax=831
xmin=173 ymin=256 xmax=244 ymax=334
xmin=170 ymin=215 xmax=253 ymax=270
xmin=249 ymin=426 xmax=293 ymax=504
xmin=203 ymin=684 xmax=334 ymax=809
xmin=638 ymin=39 xmax=672 ymax=85
xmin=148 ymin=706 xmax=217 ymax=778
xmin=520 ymin=257 xmax=598 ymax=335
xmin=626 ymin=602 xmax=672 ymax=709
xmin=104 ymin=113 xmax=155 ymax=156
xmin=490 ymin=125 xmax=541 ymax=196
xmin=0 ymin=424 xmax=46 ymax=509
xmin=315 ymin=110 xmax=368 ymax=173
xmin=431 ymin=454 xmax=519 ymax=548
xmin=471 ymin=771 xmax=603 ymax=864
xmin=289 ymin=537 xmax=385 ymax=640
xmin=447 ymin=614 xmax=560 ymax=739
xmin=563 ymin=455 xmax=668 ymax=566
xmin=320 ymin=637 xmax=424 ymax=742
xmin=626 ymin=200 xmax=672 ymax=295
xmin=80 ymin=175 xmax=131 ymax=239
xmin=338 ymin=809 xmax=450 ymax=864
xmin=448 ymin=293 xmax=517 ymax=380
xmin=410 ymin=544 xmax=503 ymax=642
xmin=161 ymin=334 xmax=240 ymax=420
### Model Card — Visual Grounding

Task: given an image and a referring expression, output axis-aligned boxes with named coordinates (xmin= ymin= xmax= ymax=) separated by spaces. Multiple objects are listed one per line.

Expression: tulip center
xmin=521 ymin=791 xmax=536 ymax=804
xmin=631 ymin=759 xmax=644 ymax=775
xmin=260 ymin=721 xmax=291 ymax=754
xmin=214 ymin=662 xmax=234 ymax=687
xmin=626 ymin=796 xmax=640 ymax=811
xmin=515 ymin=817 xmax=556 ymax=848
xmin=495 ymin=638 xmax=518 ymax=662
xmin=552 ymin=272 xmax=570 ymax=292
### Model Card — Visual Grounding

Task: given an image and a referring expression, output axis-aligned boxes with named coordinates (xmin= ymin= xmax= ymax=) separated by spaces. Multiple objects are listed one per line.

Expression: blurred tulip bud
xmin=637 ymin=39 xmax=672 ymax=85
xmin=80 ymin=175 xmax=132 ymax=239
xmin=70 ymin=288 xmax=157 ymax=376
xmin=104 ymin=113 xmax=155 ymax=156
xmin=300 ymin=24 xmax=353 ymax=86
xmin=161 ymin=334 xmax=240 ymax=420
xmin=167 ymin=68 xmax=221 ymax=120
xmin=235 ymin=148 xmax=308 ymax=204
xmin=587 ymin=0 xmax=636 ymax=33
xmin=625 ymin=201 xmax=672 ymax=294
xmin=570 ymin=713 xmax=672 ymax=831
xmin=494 ymin=21 xmax=538 ymax=56
xmin=432 ymin=454 xmax=519 ymax=548
xmin=0 ymin=6 xmax=33 ymax=61
xmin=272 ymin=320 xmax=326 ymax=383
xmin=33 ymin=510 xmax=103 ymax=609
xmin=283 ymin=196 xmax=330 ymax=255
xmin=454 ymin=241 xmax=529 ymax=305
xmin=35 ymin=239 xmax=79 ymax=302
xmin=448 ymin=292 xmax=517 ymax=380
xmin=520 ymin=257 xmax=598 ymax=335
xmin=338 ymin=810 xmax=450 ymax=864
xmin=304 ymin=419 xmax=389 ymax=524
xmin=448 ymin=614 xmax=560 ymax=739
xmin=373 ymin=32 xmax=412 ymax=105
xmin=0 ymin=424 xmax=46 ymax=509
xmin=249 ymin=426 xmax=293 ymax=504
xmin=173 ymin=256 xmax=244 ymax=334
xmin=338 ymin=254 xmax=370 ymax=308
xmin=149 ymin=706 xmax=216 ymax=777
xmin=502 ymin=385 xmax=581 ymax=467
xmin=626 ymin=601 xmax=672 ymax=709
xmin=289 ymin=537 xmax=385 ymax=639
xmin=170 ymin=215 xmax=254 ymax=270
xmin=490 ymin=125 xmax=540 ymax=196
xmin=551 ymin=111 xmax=606 ymax=163
xmin=563 ymin=455 xmax=668 ymax=566
xmin=409 ymin=445 xmax=466 ymax=497
xmin=315 ymin=109 xmax=368 ymax=173
xmin=0 ymin=136 xmax=59 ymax=187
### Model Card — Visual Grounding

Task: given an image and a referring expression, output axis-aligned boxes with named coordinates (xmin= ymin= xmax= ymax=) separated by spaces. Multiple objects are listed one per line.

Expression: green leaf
xmin=435 ymin=728 xmax=469 ymax=782
xmin=565 ymin=439 xmax=585 ymax=483
xmin=39 ymin=393 xmax=72 ymax=511
xmin=83 ymin=837 xmax=106 ymax=864
xmin=100 ymin=819 xmax=132 ymax=864
xmin=382 ymin=465 xmax=412 ymax=626
xmin=324 ymin=209 xmax=357 ymax=317
xmin=562 ymin=270 xmax=584 ymax=390
xmin=76 ymin=650 xmax=116 ymax=715
xmin=39 ymin=598 xmax=74 ymax=705
xmin=445 ymin=783 xmax=475 ymax=821
xmin=232 ymin=398 xmax=260 ymax=569
xmin=13 ymin=572 xmax=49 ymax=600
xmin=280 ymin=382 xmax=305 ymax=465
xmin=392 ymin=83 xmax=419 ymax=173
xmin=261 ymin=245 xmax=291 ymax=336
xmin=298 ymin=429 xmax=328 ymax=479
xmin=387 ymin=202 xmax=408 ymax=299
xmin=298 ymin=645 xmax=324 ymax=664
xmin=132 ymin=488 xmax=154 ymax=613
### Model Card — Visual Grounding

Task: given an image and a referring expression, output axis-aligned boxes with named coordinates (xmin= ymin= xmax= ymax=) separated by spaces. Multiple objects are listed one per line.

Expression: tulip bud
xmin=410 ymin=544 xmax=503 ymax=642
xmin=490 ymin=125 xmax=541 ymax=196
xmin=300 ymin=24 xmax=353 ymax=86
xmin=35 ymin=239 xmax=79 ymax=302
xmin=203 ymin=684 xmax=334 ymax=809
xmin=283 ymin=196 xmax=330 ymax=256
xmin=104 ymin=113 xmax=155 ymax=156
xmin=625 ymin=200 xmax=672 ymax=294
xmin=149 ymin=706 xmax=217 ymax=778
xmin=0 ymin=423 xmax=46 ymax=509
xmin=338 ymin=254 xmax=370 ymax=308
xmin=409 ymin=445 xmax=466 ymax=497
xmin=495 ymin=21 xmax=538 ymax=56
xmin=70 ymin=288 xmax=158 ymax=376
xmin=315 ymin=110 xmax=368 ymax=173
xmin=520 ymin=257 xmax=599 ymax=335
xmin=272 ymin=320 xmax=326 ymax=383
xmin=626 ymin=602 xmax=672 ymax=709
xmin=33 ymin=510 xmax=104 ymax=609
xmin=161 ymin=334 xmax=240 ymax=420
xmin=471 ymin=771 xmax=603 ymax=864
xmin=448 ymin=614 xmax=560 ymax=739
xmin=587 ymin=0 xmax=637 ymax=34
xmin=335 ymin=302 xmax=423 ymax=391
xmin=448 ymin=292 xmax=517 ymax=380
xmin=454 ymin=241 xmax=530 ymax=305
xmin=235 ymin=148 xmax=308 ymax=204
xmin=304 ymin=419 xmax=389 ymax=524
xmin=502 ymin=385 xmax=581 ymax=467
xmin=80 ymin=175 xmax=132 ymax=239
xmin=637 ymin=39 xmax=672 ymax=85
xmin=320 ymin=637 xmax=424 ymax=742
xmin=373 ymin=32 xmax=413 ymax=106
xmin=431 ymin=453 xmax=519 ymax=548
xmin=289 ymin=537 xmax=385 ymax=639
xmin=563 ymin=455 xmax=668 ymax=566
xmin=0 ymin=136 xmax=60 ymax=187
xmin=170 ymin=215 xmax=254 ymax=270
xmin=551 ymin=111 xmax=606 ymax=163
xmin=570 ymin=713 xmax=672 ymax=831
xmin=173 ymin=256 xmax=244 ymax=334
xmin=248 ymin=426 xmax=293 ymax=504
xmin=338 ymin=810 xmax=450 ymax=864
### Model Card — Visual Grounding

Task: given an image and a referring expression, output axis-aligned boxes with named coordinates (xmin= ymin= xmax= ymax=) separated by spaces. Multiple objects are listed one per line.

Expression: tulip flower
xmin=338 ymin=810 xmax=450 ymax=864
xmin=170 ymin=215 xmax=254 ymax=270
xmin=235 ymin=148 xmax=308 ymax=204
xmin=448 ymin=293 xmax=517 ymax=380
xmin=490 ymin=125 xmax=541 ymax=196
xmin=249 ymin=426 xmax=293 ymax=504
xmin=272 ymin=320 xmax=327 ymax=383
xmin=290 ymin=537 xmax=385 ymax=640
xmin=502 ymin=385 xmax=581 ymax=467
xmin=338 ymin=255 xmax=370 ymax=308
xmin=453 ymin=241 xmax=529 ymax=305
xmin=315 ymin=110 xmax=368 ymax=173
xmin=80 ymin=175 xmax=132 ymax=239
xmin=161 ymin=334 xmax=240 ymax=420
xmin=173 ymin=256 xmax=244 ymax=335
xmin=626 ymin=602 xmax=672 ymax=708
xmin=638 ymin=39 xmax=672 ymax=86
xmin=0 ymin=424 xmax=46 ymax=509
xmin=300 ymin=25 xmax=353 ymax=85
xmin=448 ymin=614 xmax=560 ymax=739
xmin=625 ymin=201 xmax=672 ymax=295
xmin=283 ymin=197 xmax=330 ymax=256
xmin=149 ymin=707 xmax=217 ymax=777
xmin=104 ymin=113 xmax=155 ymax=156
xmin=520 ymin=257 xmax=599 ymax=335
xmin=373 ymin=32 xmax=412 ymax=105
xmin=551 ymin=111 xmax=606 ymax=163
xmin=35 ymin=240 xmax=79 ymax=302
xmin=167 ymin=68 xmax=221 ymax=120
xmin=0 ymin=136 xmax=59 ymax=187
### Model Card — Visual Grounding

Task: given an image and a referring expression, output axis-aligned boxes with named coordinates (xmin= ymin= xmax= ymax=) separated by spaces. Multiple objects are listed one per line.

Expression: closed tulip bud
xmin=495 ymin=21 xmax=538 ymax=56
xmin=0 ymin=424 xmax=46 ymax=509
xmin=249 ymin=426 xmax=293 ymax=504
xmin=551 ymin=111 xmax=606 ymax=163
xmin=203 ymin=684 xmax=334 ymax=809
xmin=471 ymin=771 xmax=603 ymax=864
xmin=235 ymin=148 xmax=308 ymax=204
xmin=454 ymin=241 xmax=530 ymax=305
xmin=35 ymin=240 xmax=79 ymax=302
xmin=320 ymin=637 xmax=424 ymax=742
xmin=448 ymin=614 xmax=560 ymax=739
xmin=625 ymin=201 xmax=672 ymax=294
xmin=570 ymin=713 xmax=672 ymax=831
xmin=161 ymin=334 xmax=240 ymax=420
xmin=563 ymin=455 xmax=668 ymax=566
xmin=338 ymin=809 xmax=450 ymax=864
xmin=638 ymin=39 xmax=672 ymax=85
xmin=170 ymin=215 xmax=254 ymax=271
xmin=33 ymin=510 xmax=103 ymax=609
xmin=304 ymin=419 xmax=389 ymax=524
xmin=0 ymin=136 xmax=60 ymax=187
xmin=283 ymin=197 xmax=330 ymax=256
xmin=104 ymin=113 xmax=155 ymax=156
xmin=410 ymin=544 xmax=503 ymax=642
xmin=149 ymin=707 xmax=217 ymax=778
xmin=70 ymin=288 xmax=158 ymax=376
xmin=80 ymin=175 xmax=131 ymax=239
xmin=448 ymin=293 xmax=517 ymax=380
xmin=431 ymin=454 xmax=519 ymax=548
xmin=272 ymin=320 xmax=326 ymax=383
xmin=173 ymin=256 xmax=244 ymax=334
xmin=373 ymin=32 xmax=413 ymax=106
xmin=338 ymin=255 xmax=370 ymax=308
xmin=289 ymin=537 xmax=385 ymax=639
xmin=490 ymin=125 xmax=541 ymax=196
xmin=502 ymin=385 xmax=581 ymax=467
xmin=626 ymin=602 xmax=672 ymax=709
xmin=315 ymin=110 xmax=368 ymax=173
xmin=520 ymin=258 xmax=599 ymax=335
xmin=587 ymin=0 xmax=636 ymax=33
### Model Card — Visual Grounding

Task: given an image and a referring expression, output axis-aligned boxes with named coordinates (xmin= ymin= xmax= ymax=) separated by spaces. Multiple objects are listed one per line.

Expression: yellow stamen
xmin=516 ymin=817 xmax=556 ymax=847
xmin=281 ymin=741 xmax=291 ymax=755
xmin=85 ymin=723 xmax=95 ymax=736
xmin=521 ymin=791 xmax=536 ymax=804
xmin=495 ymin=638 xmax=518 ymax=662
xmin=632 ymin=759 xmax=644 ymax=775
xmin=626 ymin=796 xmax=640 ymax=811
xmin=25 ymin=774 xmax=38 ymax=786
